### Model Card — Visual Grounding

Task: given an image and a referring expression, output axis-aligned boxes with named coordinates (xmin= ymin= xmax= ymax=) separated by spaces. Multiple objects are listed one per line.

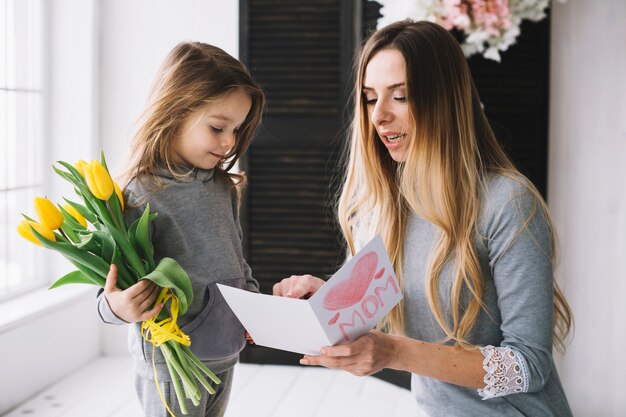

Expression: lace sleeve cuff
xmin=478 ymin=345 xmax=529 ymax=400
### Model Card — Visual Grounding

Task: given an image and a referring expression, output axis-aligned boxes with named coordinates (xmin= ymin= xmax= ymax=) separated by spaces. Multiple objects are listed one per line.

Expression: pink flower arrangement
xmin=374 ymin=0 xmax=565 ymax=62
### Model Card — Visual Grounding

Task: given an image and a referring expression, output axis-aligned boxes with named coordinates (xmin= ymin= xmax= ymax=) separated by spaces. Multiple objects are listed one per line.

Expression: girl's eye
xmin=394 ymin=97 xmax=407 ymax=103
xmin=210 ymin=126 xmax=224 ymax=133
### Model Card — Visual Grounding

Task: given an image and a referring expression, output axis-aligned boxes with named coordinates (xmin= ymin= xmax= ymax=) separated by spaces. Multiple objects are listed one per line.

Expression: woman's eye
xmin=210 ymin=126 xmax=224 ymax=133
xmin=394 ymin=97 xmax=407 ymax=103
xmin=364 ymin=97 xmax=377 ymax=105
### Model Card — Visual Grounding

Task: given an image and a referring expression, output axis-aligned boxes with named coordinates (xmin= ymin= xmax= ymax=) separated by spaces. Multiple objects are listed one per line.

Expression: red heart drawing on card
xmin=323 ymin=251 xmax=378 ymax=311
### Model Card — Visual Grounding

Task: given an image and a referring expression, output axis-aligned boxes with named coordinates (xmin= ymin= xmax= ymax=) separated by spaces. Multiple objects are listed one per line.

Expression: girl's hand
xmin=299 ymin=330 xmax=399 ymax=377
xmin=245 ymin=331 xmax=255 ymax=344
xmin=272 ymin=274 xmax=325 ymax=299
xmin=103 ymin=264 xmax=162 ymax=323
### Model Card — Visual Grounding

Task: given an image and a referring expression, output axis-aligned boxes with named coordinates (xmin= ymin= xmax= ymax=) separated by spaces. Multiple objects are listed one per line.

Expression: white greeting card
xmin=217 ymin=235 xmax=402 ymax=355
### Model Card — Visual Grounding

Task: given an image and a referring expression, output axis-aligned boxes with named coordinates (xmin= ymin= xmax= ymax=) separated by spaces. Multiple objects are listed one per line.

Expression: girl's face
xmin=363 ymin=48 xmax=412 ymax=163
xmin=171 ymin=87 xmax=252 ymax=170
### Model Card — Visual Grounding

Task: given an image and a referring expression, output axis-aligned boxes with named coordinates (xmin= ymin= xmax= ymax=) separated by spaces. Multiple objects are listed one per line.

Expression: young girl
xmin=96 ymin=41 xmax=265 ymax=417
xmin=274 ymin=20 xmax=573 ymax=416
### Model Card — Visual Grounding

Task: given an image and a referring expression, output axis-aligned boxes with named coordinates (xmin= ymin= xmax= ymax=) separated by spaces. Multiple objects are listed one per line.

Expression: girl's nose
xmin=222 ymin=132 xmax=236 ymax=149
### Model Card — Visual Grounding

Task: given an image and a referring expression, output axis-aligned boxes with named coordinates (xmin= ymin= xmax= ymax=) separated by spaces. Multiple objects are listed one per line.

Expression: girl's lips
xmin=209 ymin=152 xmax=223 ymax=158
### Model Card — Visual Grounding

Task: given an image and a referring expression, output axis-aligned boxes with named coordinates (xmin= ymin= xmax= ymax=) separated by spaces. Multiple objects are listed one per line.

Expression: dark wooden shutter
xmin=238 ymin=0 xmax=355 ymax=367
xmin=465 ymin=17 xmax=551 ymax=197
xmin=240 ymin=0 xmax=356 ymax=295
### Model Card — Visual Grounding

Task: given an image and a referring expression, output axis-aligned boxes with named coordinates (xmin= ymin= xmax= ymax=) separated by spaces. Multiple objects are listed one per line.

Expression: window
xmin=0 ymin=0 xmax=45 ymax=300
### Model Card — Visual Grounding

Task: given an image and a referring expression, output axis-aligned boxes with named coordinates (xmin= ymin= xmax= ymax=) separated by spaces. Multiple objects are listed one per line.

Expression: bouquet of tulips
xmin=17 ymin=152 xmax=219 ymax=415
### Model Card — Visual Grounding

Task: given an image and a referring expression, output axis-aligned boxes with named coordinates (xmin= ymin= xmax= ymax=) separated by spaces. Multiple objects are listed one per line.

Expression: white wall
xmin=98 ymin=0 xmax=239 ymax=355
xmin=0 ymin=290 xmax=100 ymax=413
xmin=550 ymin=1 xmax=626 ymax=416
xmin=99 ymin=0 xmax=240 ymax=173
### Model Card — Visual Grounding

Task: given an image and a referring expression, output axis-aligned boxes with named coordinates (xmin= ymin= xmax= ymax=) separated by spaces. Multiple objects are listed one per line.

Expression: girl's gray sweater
xmin=403 ymin=175 xmax=572 ymax=416
xmin=97 ymin=167 xmax=258 ymax=381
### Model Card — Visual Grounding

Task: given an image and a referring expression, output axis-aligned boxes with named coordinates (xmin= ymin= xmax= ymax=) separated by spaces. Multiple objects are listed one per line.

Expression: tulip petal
xmin=34 ymin=197 xmax=64 ymax=230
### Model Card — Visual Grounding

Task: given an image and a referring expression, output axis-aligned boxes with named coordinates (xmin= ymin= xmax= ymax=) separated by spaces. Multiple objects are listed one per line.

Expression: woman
xmin=274 ymin=20 xmax=573 ymax=416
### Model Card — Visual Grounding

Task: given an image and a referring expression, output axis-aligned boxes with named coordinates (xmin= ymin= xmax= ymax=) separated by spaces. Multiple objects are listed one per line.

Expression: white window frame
xmin=0 ymin=0 xmax=49 ymax=302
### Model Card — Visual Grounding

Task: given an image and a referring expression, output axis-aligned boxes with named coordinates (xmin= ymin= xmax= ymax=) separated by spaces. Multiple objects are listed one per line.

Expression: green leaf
xmin=142 ymin=258 xmax=193 ymax=316
xmin=100 ymin=150 xmax=109 ymax=171
xmin=128 ymin=217 xmax=139 ymax=249
xmin=49 ymin=270 xmax=96 ymax=289
xmin=53 ymin=165 xmax=78 ymax=186
xmin=108 ymin=191 xmax=126 ymax=233
xmin=107 ymin=222 xmax=146 ymax=277
xmin=135 ymin=204 xmax=155 ymax=270
xmin=60 ymin=222 xmax=79 ymax=243
xmin=31 ymin=228 xmax=110 ymax=278
xmin=93 ymin=230 xmax=116 ymax=263
xmin=58 ymin=205 xmax=86 ymax=230
xmin=21 ymin=213 xmax=36 ymax=222
xmin=56 ymin=161 xmax=92 ymax=199
xmin=75 ymin=231 xmax=102 ymax=253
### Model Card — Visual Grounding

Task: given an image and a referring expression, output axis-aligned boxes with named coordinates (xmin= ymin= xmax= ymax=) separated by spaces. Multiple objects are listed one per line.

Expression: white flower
xmin=371 ymin=0 xmax=564 ymax=62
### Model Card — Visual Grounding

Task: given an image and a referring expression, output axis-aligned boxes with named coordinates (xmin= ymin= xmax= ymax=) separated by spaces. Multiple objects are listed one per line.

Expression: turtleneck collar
xmin=156 ymin=163 xmax=215 ymax=183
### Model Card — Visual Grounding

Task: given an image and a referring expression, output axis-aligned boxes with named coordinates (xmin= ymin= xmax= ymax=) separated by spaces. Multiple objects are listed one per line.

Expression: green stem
xmin=163 ymin=347 xmax=189 ymax=415
xmin=161 ymin=343 xmax=198 ymax=397
xmin=170 ymin=342 xmax=206 ymax=401
xmin=186 ymin=360 xmax=216 ymax=395
xmin=180 ymin=345 xmax=221 ymax=385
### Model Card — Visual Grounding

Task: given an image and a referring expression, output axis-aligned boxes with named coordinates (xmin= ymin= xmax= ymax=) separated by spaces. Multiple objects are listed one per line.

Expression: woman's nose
xmin=371 ymin=101 xmax=391 ymax=125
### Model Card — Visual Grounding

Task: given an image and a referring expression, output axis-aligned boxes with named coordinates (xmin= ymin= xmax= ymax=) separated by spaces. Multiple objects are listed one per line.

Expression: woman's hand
xmin=300 ymin=330 xmax=399 ymax=376
xmin=103 ymin=264 xmax=162 ymax=323
xmin=272 ymin=274 xmax=325 ymax=299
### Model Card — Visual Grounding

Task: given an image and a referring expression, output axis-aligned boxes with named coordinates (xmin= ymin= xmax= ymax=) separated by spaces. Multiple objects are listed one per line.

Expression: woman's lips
xmin=380 ymin=132 xmax=406 ymax=149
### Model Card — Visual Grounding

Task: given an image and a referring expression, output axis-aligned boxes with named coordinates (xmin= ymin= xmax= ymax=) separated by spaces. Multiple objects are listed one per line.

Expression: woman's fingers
xmin=273 ymin=274 xmax=324 ymax=298
xmin=299 ymin=331 xmax=393 ymax=376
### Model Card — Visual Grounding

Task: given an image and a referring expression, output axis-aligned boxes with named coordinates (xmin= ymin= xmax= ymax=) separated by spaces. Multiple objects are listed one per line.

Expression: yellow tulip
xmin=75 ymin=159 xmax=88 ymax=177
xmin=63 ymin=204 xmax=87 ymax=227
xmin=113 ymin=182 xmax=124 ymax=211
xmin=17 ymin=220 xmax=56 ymax=246
xmin=84 ymin=160 xmax=114 ymax=200
xmin=34 ymin=197 xmax=64 ymax=230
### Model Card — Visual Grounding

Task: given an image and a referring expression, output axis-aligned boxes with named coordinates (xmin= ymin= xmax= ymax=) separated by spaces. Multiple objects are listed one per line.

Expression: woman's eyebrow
xmin=362 ymin=82 xmax=405 ymax=91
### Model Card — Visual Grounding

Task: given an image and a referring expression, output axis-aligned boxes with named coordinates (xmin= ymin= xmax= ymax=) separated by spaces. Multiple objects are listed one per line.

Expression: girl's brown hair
xmin=338 ymin=20 xmax=572 ymax=351
xmin=120 ymin=42 xmax=265 ymax=189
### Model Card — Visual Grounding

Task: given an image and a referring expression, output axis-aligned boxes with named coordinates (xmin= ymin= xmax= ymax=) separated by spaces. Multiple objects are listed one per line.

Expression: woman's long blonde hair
xmin=119 ymin=42 xmax=265 ymax=190
xmin=338 ymin=20 xmax=572 ymax=351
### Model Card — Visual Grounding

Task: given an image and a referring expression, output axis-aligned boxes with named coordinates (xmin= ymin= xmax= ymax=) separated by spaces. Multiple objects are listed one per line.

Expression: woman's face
xmin=363 ymin=48 xmax=412 ymax=163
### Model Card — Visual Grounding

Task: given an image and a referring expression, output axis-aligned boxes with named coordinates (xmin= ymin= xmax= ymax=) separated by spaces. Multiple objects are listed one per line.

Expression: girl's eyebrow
xmin=207 ymin=114 xmax=233 ymax=122
xmin=362 ymin=83 xmax=405 ymax=92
